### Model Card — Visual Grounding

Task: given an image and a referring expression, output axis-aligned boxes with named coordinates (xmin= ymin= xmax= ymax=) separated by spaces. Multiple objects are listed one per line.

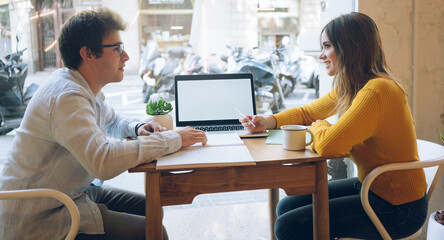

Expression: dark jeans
xmin=75 ymin=185 xmax=168 ymax=240
xmin=274 ymin=177 xmax=428 ymax=240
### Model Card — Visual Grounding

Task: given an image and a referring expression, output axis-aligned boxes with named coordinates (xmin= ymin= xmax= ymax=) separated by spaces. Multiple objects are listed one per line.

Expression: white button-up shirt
xmin=0 ymin=68 xmax=181 ymax=240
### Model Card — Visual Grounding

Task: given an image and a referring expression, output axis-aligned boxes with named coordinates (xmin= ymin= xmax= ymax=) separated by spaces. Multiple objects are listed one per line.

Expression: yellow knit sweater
xmin=273 ymin=77 xmax=427 ymax=205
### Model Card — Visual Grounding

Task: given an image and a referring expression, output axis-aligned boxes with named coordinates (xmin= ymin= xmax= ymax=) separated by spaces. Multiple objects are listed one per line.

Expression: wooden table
xmin=129 ymin=137 xmax=337 ymax=240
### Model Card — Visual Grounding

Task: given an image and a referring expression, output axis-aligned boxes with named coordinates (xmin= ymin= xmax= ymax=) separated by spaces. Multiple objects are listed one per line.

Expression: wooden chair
xmin=0 ymin=188 xmax=80 ymax=240
xmin=340 ymin=139 xmax=444 ymax=240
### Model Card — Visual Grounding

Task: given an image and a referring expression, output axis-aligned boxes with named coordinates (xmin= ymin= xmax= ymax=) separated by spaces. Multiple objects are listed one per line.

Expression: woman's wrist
xmin=265 ymin=115 xmax=277 ymax=129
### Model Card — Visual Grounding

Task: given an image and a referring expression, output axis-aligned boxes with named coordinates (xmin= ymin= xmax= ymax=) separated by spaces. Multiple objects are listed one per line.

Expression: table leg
xmin=146 ymin=172 xmax=163 ymax=240
xmin=268 ymin=188 xmax=279 ymax=240
xmin=313 ymin=160 xmax=330 ymax=240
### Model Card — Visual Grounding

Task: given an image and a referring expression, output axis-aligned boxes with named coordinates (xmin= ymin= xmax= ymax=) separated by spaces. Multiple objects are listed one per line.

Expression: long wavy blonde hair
xmin=322 ymin=12 xmax=397 ymax=116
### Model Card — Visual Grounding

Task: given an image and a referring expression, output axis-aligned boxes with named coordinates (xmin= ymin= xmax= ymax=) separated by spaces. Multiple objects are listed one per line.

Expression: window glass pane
xmin=0 ymin=4 xmax=11 ymax=57
xmin=61 ymin=0 xmax=74 ymax=8
xmin=141 ymin=0 xmax=192 ymax=10
xmin=139 ymin=0 xmax=320 ymax=115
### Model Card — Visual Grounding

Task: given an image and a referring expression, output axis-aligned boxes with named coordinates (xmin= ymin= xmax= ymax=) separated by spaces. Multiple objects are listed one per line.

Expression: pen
xmin=234 ymin=108 xmax=256 ymax=127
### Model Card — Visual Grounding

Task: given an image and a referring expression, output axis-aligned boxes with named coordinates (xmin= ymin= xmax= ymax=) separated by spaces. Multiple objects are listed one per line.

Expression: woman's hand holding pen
xmin=239 ymin=115 xmax=278 ymax=133
xmin=239 ymin=115 xmax=267 ymax=133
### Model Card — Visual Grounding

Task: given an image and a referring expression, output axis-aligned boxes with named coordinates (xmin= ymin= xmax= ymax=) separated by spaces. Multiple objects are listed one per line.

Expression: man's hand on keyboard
xmin=176 ymin=126 xmax=208 ymax=148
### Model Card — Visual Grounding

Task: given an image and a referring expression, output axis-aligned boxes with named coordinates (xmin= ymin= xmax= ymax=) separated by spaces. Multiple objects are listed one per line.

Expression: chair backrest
xmin=417 ymin=139 xmax=444 ymax=200
xmin=358 ymin=139 xmax=444 ymax=240
xmin=0 ymin=188 xmax=80 ymax=240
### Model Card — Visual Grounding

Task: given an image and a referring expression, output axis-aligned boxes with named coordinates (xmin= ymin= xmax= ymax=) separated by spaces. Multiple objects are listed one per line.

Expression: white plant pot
xmin=427 ymin=211 xmax=444 ymax=240
xmin=149 ymin=114 xmax=174 ymax=130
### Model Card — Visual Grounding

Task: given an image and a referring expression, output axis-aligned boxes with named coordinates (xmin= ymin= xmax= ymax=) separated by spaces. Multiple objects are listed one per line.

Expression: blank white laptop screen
xmin=175 ymin=73 xmax=256 ymax=128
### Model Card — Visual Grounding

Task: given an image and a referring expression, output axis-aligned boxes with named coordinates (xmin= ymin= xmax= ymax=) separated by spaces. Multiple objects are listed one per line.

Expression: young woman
xmin=240 ymin=12 xmax=428 ymax=239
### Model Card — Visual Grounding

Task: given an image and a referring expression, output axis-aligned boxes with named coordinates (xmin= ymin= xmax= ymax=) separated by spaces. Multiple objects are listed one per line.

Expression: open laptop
xmin=174 ymin=73 xmax=268 ymax=138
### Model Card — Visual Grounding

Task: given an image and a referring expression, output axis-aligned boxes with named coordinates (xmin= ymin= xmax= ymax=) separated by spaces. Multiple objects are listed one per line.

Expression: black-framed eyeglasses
xmin=102 ymin=43 xmax=124 ymax=56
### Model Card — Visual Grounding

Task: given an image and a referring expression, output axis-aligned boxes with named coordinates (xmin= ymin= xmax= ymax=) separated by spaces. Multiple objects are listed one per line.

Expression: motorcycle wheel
xmin=312 ymin=74 xmax=320 ymax=98
xmin=280 ymin=74 xmax=295 ymax=97
xmin=271 ymin=92 xmax=281 ymax=114
xmin=143 ymin=85 xmax=154 ymax=103
xmin=0 ymin=107 xmax=14 ymax=135
xmin=0 ymin=127 xmax=13 ymax=135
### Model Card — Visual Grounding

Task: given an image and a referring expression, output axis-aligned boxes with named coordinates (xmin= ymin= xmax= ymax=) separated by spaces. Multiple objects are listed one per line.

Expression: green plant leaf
xmin=166 ymin=102 xmax=172 ymax=110
xmin=439 ymin=129 xmax=444 ymax=143
xmin=146 ymin=98 xmax=173 ymax=115
xmin=148 ymin=101 xmax=154 ymax=110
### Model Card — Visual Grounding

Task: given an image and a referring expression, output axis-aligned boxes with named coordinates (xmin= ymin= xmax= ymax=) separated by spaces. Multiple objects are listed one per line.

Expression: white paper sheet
xmin=156 ymin=133 xmax=255 ymax=170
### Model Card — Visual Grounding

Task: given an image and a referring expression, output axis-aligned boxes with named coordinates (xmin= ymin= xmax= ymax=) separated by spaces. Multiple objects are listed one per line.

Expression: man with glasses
xmin=0 ymin=8 xmax=206 ymax=240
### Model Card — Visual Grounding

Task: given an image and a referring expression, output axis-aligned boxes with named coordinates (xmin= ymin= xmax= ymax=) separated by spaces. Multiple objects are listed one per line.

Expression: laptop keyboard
xmin=194 ymin=125 xmax=244 ymax=132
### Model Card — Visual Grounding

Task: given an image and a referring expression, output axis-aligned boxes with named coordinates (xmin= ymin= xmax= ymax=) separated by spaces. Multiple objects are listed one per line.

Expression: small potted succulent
xmin=426 ymin=129 xmax=444 ymax=240
xmin=146 ymin=98 xmax=174 ymax=130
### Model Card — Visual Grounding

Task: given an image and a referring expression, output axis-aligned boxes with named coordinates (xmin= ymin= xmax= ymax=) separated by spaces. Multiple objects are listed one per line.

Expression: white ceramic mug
xmin=281 ymin=125 xmax=314 ymax=150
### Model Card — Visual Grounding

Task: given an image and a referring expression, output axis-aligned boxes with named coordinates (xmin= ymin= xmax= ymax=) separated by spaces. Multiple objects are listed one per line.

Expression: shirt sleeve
xmin=309 ymin=89 xmax=381 ymax=157
xmin=49 ymin=93 xmax=181 ymax=180
xmin=101 ymin=96 xmax=139 ymax=139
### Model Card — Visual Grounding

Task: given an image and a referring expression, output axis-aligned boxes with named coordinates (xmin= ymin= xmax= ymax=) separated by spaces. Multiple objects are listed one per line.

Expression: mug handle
xmin=305 ymin=129 xmax=314 ymax=146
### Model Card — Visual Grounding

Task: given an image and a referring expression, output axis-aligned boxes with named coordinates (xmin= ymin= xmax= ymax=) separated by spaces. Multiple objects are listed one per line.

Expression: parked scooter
xmin=138 ymin=40 xmax=161 ymax=87
xmin=225 ymin=45 xmax=250 ymax=72
xmin=285 ymin=50 xmax=320 ymax=97
xmin=182 ymin=43 xmax=203 ymax=74
xmin=235 ymin=51 xmax=286 ymax=114
xmin=0 ymin=39 xmax=38 ymax=135
xmin=181 ymin=44 xmax=228 ymax=75
xmin=268 ymin=47 xmax=296 ymax=97
xmin=234 ymin=47 xmax=295 ymax=114
xmin=139 ymin=40 xmax=162 ymax=102
xmin=139 ymin=42 xmax=186 ymax=103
